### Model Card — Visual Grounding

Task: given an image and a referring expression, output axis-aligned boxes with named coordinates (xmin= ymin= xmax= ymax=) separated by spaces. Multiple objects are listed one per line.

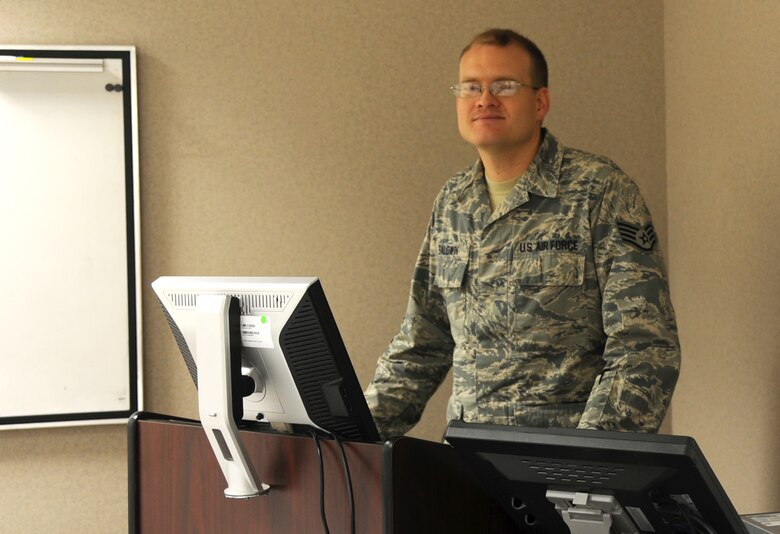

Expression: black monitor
xmin=152 ymin=276 xmax=379 ymax=498
xmin=444 ymin=420 xmax=747 ymax=534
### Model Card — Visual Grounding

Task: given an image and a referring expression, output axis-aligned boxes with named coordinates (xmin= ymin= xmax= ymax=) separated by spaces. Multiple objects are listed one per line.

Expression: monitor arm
xmin=546 ymin=490 xmax=639 ymax=534
xmin=195 ymin=294 xmax=270 ymax=498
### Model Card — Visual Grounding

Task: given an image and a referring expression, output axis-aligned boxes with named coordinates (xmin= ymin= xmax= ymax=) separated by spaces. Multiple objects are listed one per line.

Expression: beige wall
xmin=664 ymin=0 xmax=780 ymax=515
xmin=0 ymin=0 xmax=774 ymax=531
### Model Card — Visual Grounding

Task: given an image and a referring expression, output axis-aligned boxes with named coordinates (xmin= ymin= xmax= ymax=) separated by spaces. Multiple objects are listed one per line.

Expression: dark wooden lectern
xmin=128 ymin=412 xmax=519 ymax=533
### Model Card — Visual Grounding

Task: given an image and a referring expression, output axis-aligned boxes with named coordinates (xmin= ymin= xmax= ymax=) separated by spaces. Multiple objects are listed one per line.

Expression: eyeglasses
xmin=450 ymin=80 xmax=540 ymax=98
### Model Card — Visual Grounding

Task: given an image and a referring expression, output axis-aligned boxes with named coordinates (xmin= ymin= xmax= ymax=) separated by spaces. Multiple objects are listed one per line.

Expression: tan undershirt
xmin=485 ymin=174 xmax=521 ymax=212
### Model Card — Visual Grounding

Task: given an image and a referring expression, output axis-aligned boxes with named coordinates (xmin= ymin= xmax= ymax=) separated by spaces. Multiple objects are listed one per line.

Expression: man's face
xmin=456 ymin=44 xmax=549 ymax=155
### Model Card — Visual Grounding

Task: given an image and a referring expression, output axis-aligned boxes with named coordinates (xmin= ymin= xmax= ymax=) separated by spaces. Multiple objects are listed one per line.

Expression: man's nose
xmin=477 ymin=87 xmax=499 ymax=107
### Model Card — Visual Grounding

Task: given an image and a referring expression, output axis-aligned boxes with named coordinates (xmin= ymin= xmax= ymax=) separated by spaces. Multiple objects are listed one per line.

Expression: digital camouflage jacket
xmin=365 ymin=130 xmax=681 ymax=440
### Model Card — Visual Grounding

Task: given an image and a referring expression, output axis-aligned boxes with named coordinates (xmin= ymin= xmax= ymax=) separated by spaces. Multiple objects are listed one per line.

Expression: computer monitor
xmin=444 ymin=420 xmax=747 ymax=534
xmin=152 ymin=276 xmax=379 ymax=498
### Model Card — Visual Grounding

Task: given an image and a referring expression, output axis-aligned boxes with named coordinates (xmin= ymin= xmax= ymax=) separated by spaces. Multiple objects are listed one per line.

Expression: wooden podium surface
xmin=128 ymin=412 xmax=520 ymax=533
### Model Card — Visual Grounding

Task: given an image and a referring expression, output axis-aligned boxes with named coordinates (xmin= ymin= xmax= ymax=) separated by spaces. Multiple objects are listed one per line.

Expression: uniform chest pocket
xmin=433 ymin=241 xmax=469 ymax=288
xmin=512 ymin=252 xmax=584 ymax=286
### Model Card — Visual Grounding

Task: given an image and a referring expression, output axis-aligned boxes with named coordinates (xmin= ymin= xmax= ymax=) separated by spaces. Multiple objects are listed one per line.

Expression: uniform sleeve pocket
xmin=514 ymin=252 xmax=584 ymax=286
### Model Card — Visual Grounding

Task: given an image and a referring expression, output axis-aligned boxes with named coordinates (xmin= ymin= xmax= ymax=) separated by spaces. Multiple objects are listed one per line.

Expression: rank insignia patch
xmin=616 ymin=220 xmax=657 ymax=251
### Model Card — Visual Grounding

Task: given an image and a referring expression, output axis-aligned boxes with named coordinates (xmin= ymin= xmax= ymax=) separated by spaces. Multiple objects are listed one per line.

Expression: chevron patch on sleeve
xmin=616 ymin=220 xmax=657 ymax=251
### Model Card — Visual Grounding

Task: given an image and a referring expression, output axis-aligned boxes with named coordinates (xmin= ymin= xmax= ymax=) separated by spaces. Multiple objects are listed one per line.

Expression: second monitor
xmin=152 ymin=276 xmax=379 ymax=497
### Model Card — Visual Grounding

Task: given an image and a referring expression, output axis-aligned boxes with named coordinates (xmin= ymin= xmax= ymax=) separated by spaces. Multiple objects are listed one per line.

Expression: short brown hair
xmin=461 ymin=29 xmax=548 ymax=88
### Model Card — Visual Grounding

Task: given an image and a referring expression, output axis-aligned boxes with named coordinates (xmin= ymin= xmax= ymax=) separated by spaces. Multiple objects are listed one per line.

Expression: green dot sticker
xmin=260 ymin=315 xmax=267 ymax=324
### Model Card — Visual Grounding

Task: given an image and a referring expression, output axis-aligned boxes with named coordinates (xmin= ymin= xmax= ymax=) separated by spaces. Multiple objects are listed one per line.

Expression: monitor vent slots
xmin=166 ymin=292 xmax=198 ymax=309
xmin=238 ymin=292 xmax=292 ymax=314
xmin=521 ymin=459 xmax=624 ymax=485
xmin=164 ymin=291 xmax=292 ymax=313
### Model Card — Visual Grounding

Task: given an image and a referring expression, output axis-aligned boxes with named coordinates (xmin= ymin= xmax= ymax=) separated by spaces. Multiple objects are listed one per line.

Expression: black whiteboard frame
xmin=0 ymin=46 xmax=142 ymax=428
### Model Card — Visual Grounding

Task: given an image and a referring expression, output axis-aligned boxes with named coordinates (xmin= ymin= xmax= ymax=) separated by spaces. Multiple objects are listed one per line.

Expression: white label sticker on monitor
xmin=240 ymin=315 xmax=274 ymax=348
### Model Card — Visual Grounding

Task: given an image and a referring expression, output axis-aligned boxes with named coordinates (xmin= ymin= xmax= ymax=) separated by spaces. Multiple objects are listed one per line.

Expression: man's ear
xmin=535 ymin=86 xmax=550 ymax=121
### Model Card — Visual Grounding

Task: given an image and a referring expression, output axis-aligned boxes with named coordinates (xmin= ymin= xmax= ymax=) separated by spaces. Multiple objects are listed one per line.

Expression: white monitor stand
xmin=195 ymin=294 xmax=270 ymax=498
xmin=547 ymin=491 xmax=640 ymax=534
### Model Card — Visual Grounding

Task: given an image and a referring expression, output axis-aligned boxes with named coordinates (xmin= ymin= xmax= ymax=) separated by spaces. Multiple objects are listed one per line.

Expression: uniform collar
xmin=458 ymin=129 xmax=563 ymax=222
xmin=523 ymin=128 xmax=562 ymax=199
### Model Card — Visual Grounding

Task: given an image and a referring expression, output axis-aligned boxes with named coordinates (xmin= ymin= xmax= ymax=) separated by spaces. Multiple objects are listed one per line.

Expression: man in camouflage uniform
xmin=365 ymin=29 xmax=680 ymax=440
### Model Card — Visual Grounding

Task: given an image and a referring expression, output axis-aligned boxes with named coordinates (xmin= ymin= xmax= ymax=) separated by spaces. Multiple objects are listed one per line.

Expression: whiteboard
xmin=0 ymin=47 xmax=141 ymax=428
